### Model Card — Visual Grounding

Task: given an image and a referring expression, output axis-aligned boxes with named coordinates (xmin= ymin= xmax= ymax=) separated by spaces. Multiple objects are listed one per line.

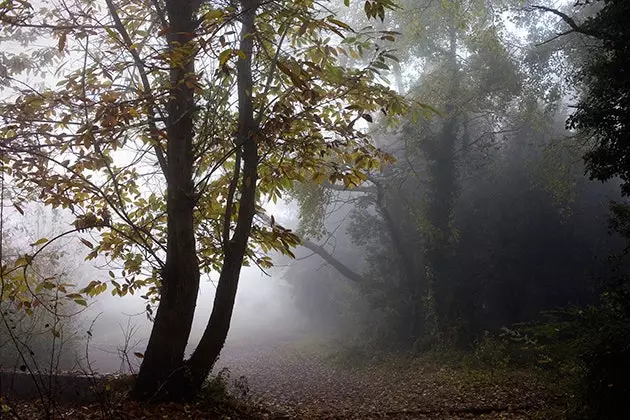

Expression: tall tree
xmin=0 ymin=0 xmax=405 ymax=400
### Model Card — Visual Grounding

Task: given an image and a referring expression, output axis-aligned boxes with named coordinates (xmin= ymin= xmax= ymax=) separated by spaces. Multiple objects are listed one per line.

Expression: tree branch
xmin=104 ymin=0 xmax=168 ymax=176
xmin=321 ymin=181 xmax=376 ymax=194
xmin=300 ymin=238 xmax=364 ymax=284
xmin=529 ymin=5 xmax=600 ymax=39
xmin=256 ymin=212 xmax=364 ymax=284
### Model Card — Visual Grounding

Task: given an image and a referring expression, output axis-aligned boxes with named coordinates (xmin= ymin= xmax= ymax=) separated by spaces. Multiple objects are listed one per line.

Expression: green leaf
xmin=327 ymin=17 xmax=352 ymax=32
xmin=41 ymin=281 xmax=57 ymax=290
xmin=219 ymin=49 xmax=234 ymax=66
xmin=203 ymin=9 xmax=225 ymax=21
xmin=29 ymin=237 xmax=49 ymax=246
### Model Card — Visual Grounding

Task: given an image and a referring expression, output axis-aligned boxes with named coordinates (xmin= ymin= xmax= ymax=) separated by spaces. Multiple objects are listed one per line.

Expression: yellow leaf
xmin=29 ymin=237 xmax=49 ymax=247
xmin=204 ymin=9 xmax=225 ymax=21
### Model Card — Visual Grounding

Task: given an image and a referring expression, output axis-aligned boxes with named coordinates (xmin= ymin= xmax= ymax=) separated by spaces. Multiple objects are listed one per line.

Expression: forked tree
xmin=0 ymin=0 xmax=405 ymax=400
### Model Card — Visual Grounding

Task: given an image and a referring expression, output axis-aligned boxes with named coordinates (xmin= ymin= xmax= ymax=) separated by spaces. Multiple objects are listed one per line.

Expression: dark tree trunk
xmin=425 ymin=22 xmax=460 ymax=340
xmin=186 ymin=0 xmax=260 ymax=391
xmin=370 ymin=176 xmax=426 ymax=337
xmin=132 ymin=0 xmax=200 ymax=401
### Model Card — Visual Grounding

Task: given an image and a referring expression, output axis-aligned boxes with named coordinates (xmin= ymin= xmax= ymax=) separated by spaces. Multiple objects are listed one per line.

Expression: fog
xmin=84 ymin=255 xmax=306 ymax=373
xmin=1 ymin=0 xmax=628 ymax=418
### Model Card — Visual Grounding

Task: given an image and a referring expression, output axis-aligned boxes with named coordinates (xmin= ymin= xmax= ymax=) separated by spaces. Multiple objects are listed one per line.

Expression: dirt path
xmin=3 ymin=337 xmax=569 ymax=419
xmin=215 ymin=338 xmax=568 ymax=419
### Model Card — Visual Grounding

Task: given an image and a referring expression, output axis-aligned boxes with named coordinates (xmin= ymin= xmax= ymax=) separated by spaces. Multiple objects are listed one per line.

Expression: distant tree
xmin=290 ymin=0 xmax=624 ymax=350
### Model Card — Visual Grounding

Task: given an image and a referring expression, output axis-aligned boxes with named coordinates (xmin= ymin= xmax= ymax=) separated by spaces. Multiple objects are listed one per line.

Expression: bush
xmin=200 ymin=368 xmax=250 ymax=406
xmin=577 ymin=299 xmax=630 ymax=420
xmin=466 ymin=331 xmax=511 ymax=370
xmin=506 ymin=301 xmax=630 ymax=419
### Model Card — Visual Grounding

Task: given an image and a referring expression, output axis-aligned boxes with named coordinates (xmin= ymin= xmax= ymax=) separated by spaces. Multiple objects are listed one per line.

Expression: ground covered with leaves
xmin=3 ymin=337 xmax=572 ymax=419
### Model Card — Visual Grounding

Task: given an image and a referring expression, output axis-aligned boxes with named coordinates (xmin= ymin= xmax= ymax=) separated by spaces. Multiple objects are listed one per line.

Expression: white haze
xmin=6 ymin=200 xmax=308 ymax=374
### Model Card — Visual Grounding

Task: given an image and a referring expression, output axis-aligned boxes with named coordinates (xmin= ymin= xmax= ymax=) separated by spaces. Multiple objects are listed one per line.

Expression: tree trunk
xmin=426 ymin=21 xmax=460 ymax=341
xmin=132 ymin=0 xmax=200 ymax=401
xmin=186 ymin=0 xmax=260 ymax=391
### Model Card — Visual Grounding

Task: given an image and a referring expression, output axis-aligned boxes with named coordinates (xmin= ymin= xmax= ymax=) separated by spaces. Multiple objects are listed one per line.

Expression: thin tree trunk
xmin=393 ymin=61 xmax=405 ymax=95
xmin=132 ymin=0 xmax=200 ymax=401
xmin=186 ymin=0 xmax=260 ymax=391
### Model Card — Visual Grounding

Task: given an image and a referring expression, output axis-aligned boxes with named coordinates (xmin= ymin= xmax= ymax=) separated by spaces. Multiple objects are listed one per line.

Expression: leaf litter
xmin=3 ymin=337 xmax=569 ymax=419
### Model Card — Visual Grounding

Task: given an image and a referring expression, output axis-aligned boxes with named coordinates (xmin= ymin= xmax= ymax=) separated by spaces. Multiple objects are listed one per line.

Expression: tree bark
xmin=132 ymin=0 xmax=200 ymax=401
xmin=186 ymin=0 xmax=260 ymax=391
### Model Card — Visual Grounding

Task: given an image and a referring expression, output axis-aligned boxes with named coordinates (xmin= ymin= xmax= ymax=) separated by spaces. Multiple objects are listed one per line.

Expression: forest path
xmin=216 ymin=337 xmax=567 ymax=419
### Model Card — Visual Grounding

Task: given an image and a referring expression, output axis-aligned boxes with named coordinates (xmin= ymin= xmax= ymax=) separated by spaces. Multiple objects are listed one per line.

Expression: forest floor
xmin=215 ymin=335 xmax=572 ymax=419
xmin=3 ymin=335 xmax=573 ymax=419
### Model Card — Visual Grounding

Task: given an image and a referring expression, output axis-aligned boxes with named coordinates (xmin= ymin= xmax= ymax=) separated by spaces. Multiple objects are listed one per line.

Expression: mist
xmin=1 ymin=0 xmax=629 ymax=418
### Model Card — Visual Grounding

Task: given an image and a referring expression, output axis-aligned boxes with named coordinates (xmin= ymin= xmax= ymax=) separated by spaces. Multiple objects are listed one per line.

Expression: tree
xmin=562 ymin=1 xmax=630 ymax=194
xmin=532 ymin=2 xmax=630 ymax=418
xmin=0 ymin=0 xmax=406 ymax=400
xmin=289 ymin=0 xmax=624 ymax=350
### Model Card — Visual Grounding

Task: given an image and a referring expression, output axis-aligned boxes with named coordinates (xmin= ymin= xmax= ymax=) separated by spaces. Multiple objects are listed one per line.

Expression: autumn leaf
xmin=29 ymin=237 xmax=49 ymax=247
xmin=58 ymin=32 xmax=67 ymax=52
xmin=80 ymin=238 xmax=94 ymax=249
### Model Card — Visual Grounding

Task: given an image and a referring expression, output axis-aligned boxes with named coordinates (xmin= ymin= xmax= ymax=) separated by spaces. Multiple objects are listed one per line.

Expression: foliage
xmin=566 ymin=0 xmax=630 ymax=195
xmin=550 ymin=1 xmax=630 ymax=417
xmin=574 ymin=300 xmax=630 ymax=419
xmin=499 ymin=302 xmax=630 ymax=420
xmin=0 ymin=0 xmax=404 ymax=303
xmin=199 ymin=368 xmax=233 ymax=406
xmin=0 ymin=206 xmax=84 ymax=373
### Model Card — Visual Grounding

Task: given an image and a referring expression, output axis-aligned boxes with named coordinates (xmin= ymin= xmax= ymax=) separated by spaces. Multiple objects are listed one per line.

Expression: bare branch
xmin=529 ymin=5 xmax=600 ymax=39
xmin=300 ymin=238 xmax=364 ymax=283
